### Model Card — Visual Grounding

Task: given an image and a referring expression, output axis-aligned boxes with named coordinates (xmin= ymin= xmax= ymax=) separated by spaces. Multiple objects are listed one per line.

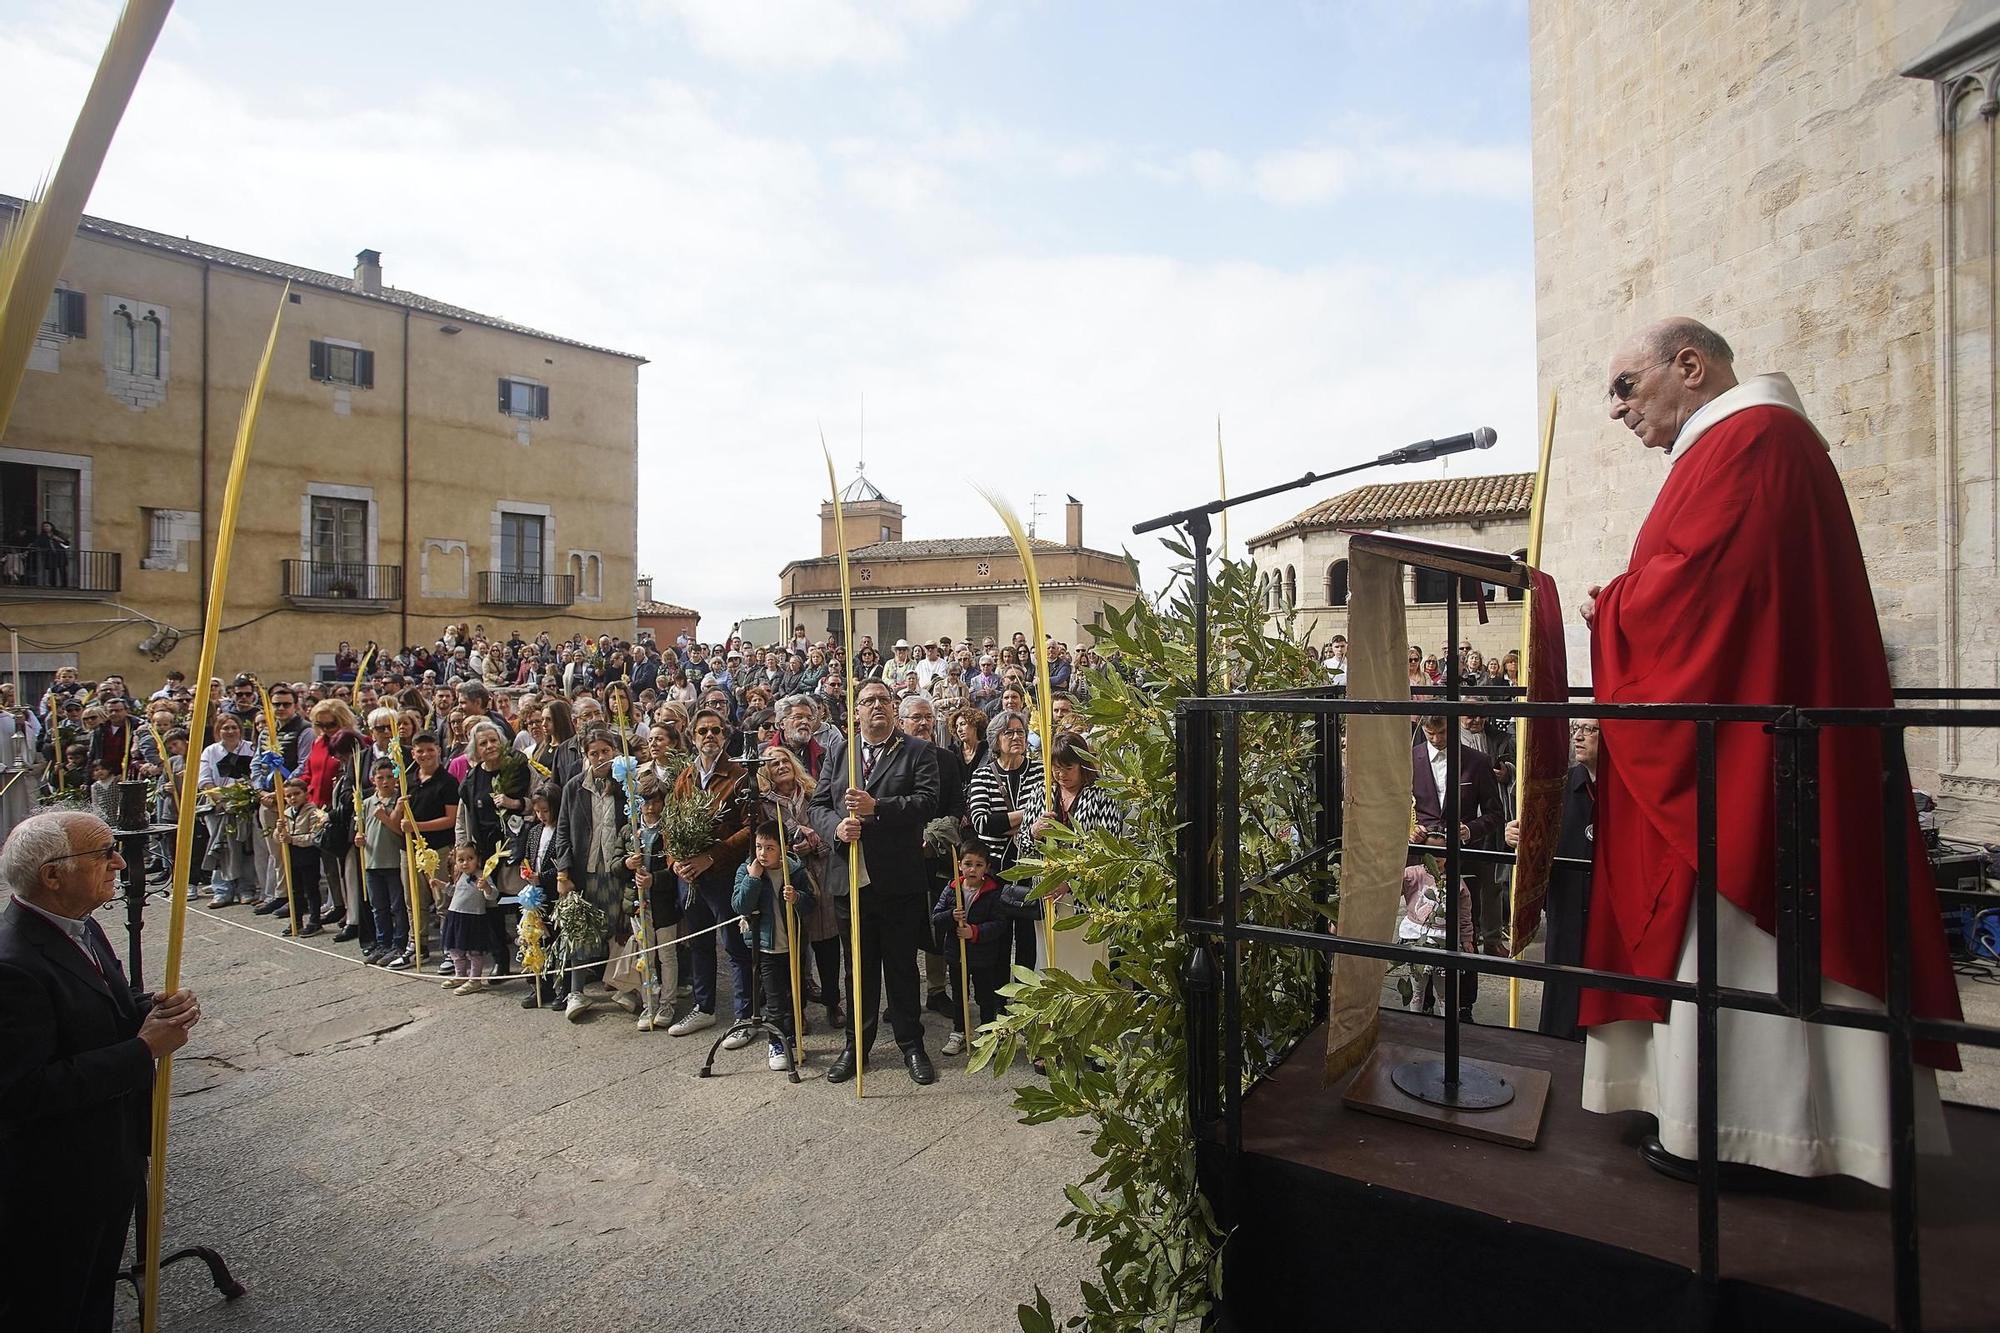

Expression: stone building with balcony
xmin=776 ymin=470 xmax=1140 ymax=649
xmin=0 ymin=195 xmax=643 ymax=686
xmin=1247 ymin=472 xmax=1534 ymax=661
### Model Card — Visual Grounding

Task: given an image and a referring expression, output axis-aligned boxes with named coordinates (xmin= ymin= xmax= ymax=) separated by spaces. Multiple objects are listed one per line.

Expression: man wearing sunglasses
xmin=0 ymin=811 xmax=202 ymax=1332
xmin=1579 ymin=316 xmax=1962 ymax=1186
xmin=664 ymin=708 xmax=757 ymax=1038
xmin=807 ymin=679 xmax=942 ymax=1085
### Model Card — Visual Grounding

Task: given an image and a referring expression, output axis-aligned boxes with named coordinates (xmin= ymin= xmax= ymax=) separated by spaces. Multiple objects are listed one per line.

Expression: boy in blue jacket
xmin=930 ymin=843 xmax=1007 ymax=1056
xmin=731 ymin=820 xmax=810 ymax=1071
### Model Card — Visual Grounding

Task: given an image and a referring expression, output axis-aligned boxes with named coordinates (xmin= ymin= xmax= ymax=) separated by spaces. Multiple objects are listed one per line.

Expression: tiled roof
xmin=637 ymin=600 xmax=698 ymax=617
xmin=840 ymin=536 xmax=1066 ymax=561
xmin=0 ymin=194 xmax=646 ymax=362
xmin=1247 ymin=472 xmax=1535 ymax=547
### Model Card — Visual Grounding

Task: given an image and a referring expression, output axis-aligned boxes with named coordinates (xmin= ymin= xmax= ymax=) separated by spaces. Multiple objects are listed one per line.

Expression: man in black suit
xmin=0 ymin=811 xmax=201 ymax=1333
xmin=1506 ymin=720 xmax=1599 ymax=1040
xmin=899 ymin=693 xmax=965 ymax=1017
xmin=1411 ymin=714 xmax=1505 ymax=1020
xmin=809 ymin=678 xmax=941 ymax=1085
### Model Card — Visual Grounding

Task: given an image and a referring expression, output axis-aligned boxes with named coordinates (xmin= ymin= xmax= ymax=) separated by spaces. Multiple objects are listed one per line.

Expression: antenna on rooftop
xmin=1029 ymin=492 xmax=1047 ymax=538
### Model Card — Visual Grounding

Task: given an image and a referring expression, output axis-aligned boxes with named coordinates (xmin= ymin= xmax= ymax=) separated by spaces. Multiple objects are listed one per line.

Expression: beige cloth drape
xmin=1326 ymin=547 xmax=1411 ymax=1081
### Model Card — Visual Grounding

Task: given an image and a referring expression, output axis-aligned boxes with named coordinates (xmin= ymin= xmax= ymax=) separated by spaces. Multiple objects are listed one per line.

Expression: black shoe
xmin=1637 ymin=1135 xmax=1775 ymax=1188
xmin=904 ymin=1047 xmax=937 ymax=1085
xmin=926 ymin=991 xmax=955 ymax=1017
xmin=827 ymin=1048 xmax=861 ymax=1084
xmin=322 ymin=906 xmax=346 ymax=926
xmin=298 ymin=920 xmax=322 ymax=938
xmin=1457 ymin=1008 xmax=1476 ymax=1026
xmin=521 ymin=990 xmax=542 ymax=1009
xmin=252 ymin=899 xmax=285 ymax=916
xmin=332 ymin=926 xmax=360 ymax=944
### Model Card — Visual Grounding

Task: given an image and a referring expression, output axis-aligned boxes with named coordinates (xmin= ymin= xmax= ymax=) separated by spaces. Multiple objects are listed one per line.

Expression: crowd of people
xmin=14 ymin=623 xmax=1127 ymax=1086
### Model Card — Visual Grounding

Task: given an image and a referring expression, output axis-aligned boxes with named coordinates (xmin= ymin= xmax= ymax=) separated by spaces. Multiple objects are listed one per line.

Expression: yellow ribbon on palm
xmin=823 ymin=436 xmax=866 ymax=1098
xmin=976 ymin=487 xmax=1058 ymax=966
xmin=143 ymin=279 xmax=286 ymax=1333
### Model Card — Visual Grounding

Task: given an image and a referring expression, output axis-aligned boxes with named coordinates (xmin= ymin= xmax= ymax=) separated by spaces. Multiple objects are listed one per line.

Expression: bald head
xmin=1607 ymin=316 xmax=1740 ymax=453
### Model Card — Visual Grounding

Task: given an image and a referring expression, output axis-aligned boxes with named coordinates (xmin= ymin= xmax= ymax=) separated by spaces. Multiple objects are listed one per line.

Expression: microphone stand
xmin=109 ymin=780 xmax=247 ymax=1310
xmin=1133 ymin=436 xmax=1488 ymax=1183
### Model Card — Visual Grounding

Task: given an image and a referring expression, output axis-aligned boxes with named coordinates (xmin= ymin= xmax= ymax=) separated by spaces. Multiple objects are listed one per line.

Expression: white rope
xmin=191 ymin=904 xmax=748 ymax=986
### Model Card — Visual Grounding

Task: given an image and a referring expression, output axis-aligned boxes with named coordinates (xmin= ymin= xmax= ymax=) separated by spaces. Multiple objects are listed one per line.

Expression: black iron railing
xmin=0 ymin=545 xmax=119 ymax=595
xmin=1179 ymin=677 xmax=2000 ymax=1332
xmin=281 ymin=559 xmax=402 ymax=603
xmin=477 ymin=571 xmax=575 ymax=607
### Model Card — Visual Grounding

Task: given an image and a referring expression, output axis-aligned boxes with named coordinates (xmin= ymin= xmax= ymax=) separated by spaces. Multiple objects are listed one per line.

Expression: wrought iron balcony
xmin=477 ymin=571 xmax=576 ymax=608
xmin=281 ymin=559 xmax=402 ymax=607
xmin=0 ymin=547 xmax=121 ymax=598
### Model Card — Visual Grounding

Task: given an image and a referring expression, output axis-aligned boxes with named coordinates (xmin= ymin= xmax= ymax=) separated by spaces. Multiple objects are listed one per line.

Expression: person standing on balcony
xmin=1580 ymin=316 xmax=1962 ymax=1186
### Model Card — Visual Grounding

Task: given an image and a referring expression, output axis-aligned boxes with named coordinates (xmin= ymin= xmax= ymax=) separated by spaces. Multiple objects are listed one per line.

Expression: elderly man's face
xmin=901 ymin=701 xmax=936 ymax=741
xmin=783 ymin=705 xmax=816 ymax=743
xmin=35 ymin=817 xmax=125 ymax=914
xmin=1607 ymin=334 xmax=1703 ymax=452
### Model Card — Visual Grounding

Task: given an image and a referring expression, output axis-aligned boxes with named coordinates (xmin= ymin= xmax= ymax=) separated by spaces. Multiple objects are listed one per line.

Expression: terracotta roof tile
xmin=637 ymin=601 xmax=698 ymax=617
xmin=1247 ymin=472 xmax=1534 ymax=548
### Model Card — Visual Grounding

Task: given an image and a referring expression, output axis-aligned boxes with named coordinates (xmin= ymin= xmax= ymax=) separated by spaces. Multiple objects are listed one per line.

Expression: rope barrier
xmin=183 ymin=899 xmax=748 ymax=988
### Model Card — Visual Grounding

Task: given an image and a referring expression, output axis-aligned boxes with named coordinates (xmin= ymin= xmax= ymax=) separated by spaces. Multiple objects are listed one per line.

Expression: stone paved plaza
xmin=116 ymin=903 xmax=1095 ymax=1333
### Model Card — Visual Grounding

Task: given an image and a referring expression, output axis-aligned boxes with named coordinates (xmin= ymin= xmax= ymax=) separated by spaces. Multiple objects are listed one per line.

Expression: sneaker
xmin=456 ymin=978 xmax=487 ymax=995
xmin=666 ymin=1009 xmax=715 ymax=1037
xmin=436 ymin=959 xmax=456 ymax=977
xmin=611 ymin=990 xmax=642 ymax=1015
xmin=942 ymin=1031 xmax=966 ymax=1056
xmin=362 ymin=949 xmax=386 ymax=966
xmin=442 ymin=974 xmax=462 ymax=990
xmin=387 ymin=952 xmax=413 ymax=971
xmin=767 ymin=1042 xmax=793 ymax=1072
xmin=636 ymin=1003 xmax=658 ymax=1033
xmin=722 ymin=1027 xmax=757 ymax=1051
xmin=564 ymin=992 xmax=589 ymax=1022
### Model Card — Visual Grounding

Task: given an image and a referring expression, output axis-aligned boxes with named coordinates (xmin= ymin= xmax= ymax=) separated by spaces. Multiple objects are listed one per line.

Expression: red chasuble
xmin=1579 ymin=402 xmax=1961 ymax=1069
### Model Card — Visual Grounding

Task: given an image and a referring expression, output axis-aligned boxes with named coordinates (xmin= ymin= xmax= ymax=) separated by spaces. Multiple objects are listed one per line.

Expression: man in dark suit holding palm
xmin=0 ymin=810 xmax=202 ymax=1333
xmin=1412 ymin=714 xmax=1504 ymax=1021
xmin=810 ymin=678 xmax=941 ymax=1085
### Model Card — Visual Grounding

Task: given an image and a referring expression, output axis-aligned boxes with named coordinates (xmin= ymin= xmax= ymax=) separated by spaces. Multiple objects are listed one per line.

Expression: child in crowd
xmin=624 ymin=775 xmax=683 ymax=1032
xmin=432 ymin=841 xmax=498 ymax=994
xmin=358 ymin=759 xmax=412 ymax=969
xmin=278 ymin=777 xmax=328 ymax=936
xmin=931 ymin=843 xmax=1008 ymax=1056
xmin=730 ymin=820 xmax=809 ymax=1072
xmin=89 ymin=759 xmax=118 ymax=824
xmin=513 ymin=783 xmax=563 ymax=1009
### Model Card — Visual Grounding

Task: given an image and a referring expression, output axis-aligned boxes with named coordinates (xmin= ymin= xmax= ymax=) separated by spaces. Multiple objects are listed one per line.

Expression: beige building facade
xmin=0 ymin=198 xmax=643 ymax=688
xmin=1248 ymin=473 xmax=1533 ymax=659
xmin=777 ymin=474 xmax=1140 ymax=650
xmin=1530 ymin=1 xmax=2000 ymax=829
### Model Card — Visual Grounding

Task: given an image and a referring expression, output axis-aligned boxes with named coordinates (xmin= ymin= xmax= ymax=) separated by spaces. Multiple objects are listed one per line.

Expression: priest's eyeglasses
xmin=1608 ymin=358 xmax=1676 ymax=401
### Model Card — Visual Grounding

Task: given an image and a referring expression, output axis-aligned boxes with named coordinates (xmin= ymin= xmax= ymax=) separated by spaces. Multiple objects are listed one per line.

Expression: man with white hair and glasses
xmin=0 ymin=811 xmax=202 ymax=1332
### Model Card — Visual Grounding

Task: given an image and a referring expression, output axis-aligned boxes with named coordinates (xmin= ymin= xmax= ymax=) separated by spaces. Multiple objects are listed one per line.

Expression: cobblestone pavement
xmin=115 ymin=901 xmax=1096 ymax=1333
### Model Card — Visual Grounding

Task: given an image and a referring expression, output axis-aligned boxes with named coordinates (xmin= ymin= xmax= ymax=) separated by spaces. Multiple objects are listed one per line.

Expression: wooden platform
xmin=1225 ymin=1010 xmax=1998 ymax=1332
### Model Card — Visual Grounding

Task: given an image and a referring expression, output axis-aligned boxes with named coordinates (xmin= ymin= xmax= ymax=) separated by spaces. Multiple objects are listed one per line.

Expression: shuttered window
xmin=499 ymin=377 xmax=549 ymax=419
xmin=309 ymin=339 xmax=374 ymax=387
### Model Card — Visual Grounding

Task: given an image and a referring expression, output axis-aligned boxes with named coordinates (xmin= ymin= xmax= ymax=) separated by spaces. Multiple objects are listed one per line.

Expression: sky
xmin=1 ymin=0 xmax=1537 ymax=636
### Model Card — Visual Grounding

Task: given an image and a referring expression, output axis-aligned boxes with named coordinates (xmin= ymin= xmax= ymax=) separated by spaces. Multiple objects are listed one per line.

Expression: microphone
xmin=1377 ymin=426 xmax=1497 ymax=466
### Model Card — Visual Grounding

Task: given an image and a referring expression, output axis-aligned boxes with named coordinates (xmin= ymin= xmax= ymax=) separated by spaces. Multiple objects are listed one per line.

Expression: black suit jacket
xmin=0 ymin=900 xmax=155 ymax=1224
xmin=1410 ymin=740 xmax=1504 ymax=855
xmin=806 ymin=732 xmax=940 ymax=902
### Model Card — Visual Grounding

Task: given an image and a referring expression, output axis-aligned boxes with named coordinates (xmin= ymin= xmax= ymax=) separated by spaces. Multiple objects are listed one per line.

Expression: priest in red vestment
xmin=1578 ymin=317 xmax=1960 ymax=1187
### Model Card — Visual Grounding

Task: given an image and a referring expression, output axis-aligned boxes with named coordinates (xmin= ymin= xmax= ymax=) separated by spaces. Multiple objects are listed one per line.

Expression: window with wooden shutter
xmin=310 ymin=340 xmax=328 ymax=381
xmin=500 ymin=377 xmax=550 ymax=419
xmin=42 ymin=289 xmax=86 ymax=339
xmin=311 ymin=340 xmax=372 ymax=387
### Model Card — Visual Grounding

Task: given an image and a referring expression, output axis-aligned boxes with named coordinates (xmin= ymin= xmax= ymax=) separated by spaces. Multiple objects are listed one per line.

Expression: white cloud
xmin=628 ymin=0 xmax=973 ymax=72
xmin=0 ymin=8 xmax=1537 ymax=637
xmin=1152 ymin=133 xmax=1530 ymax=207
